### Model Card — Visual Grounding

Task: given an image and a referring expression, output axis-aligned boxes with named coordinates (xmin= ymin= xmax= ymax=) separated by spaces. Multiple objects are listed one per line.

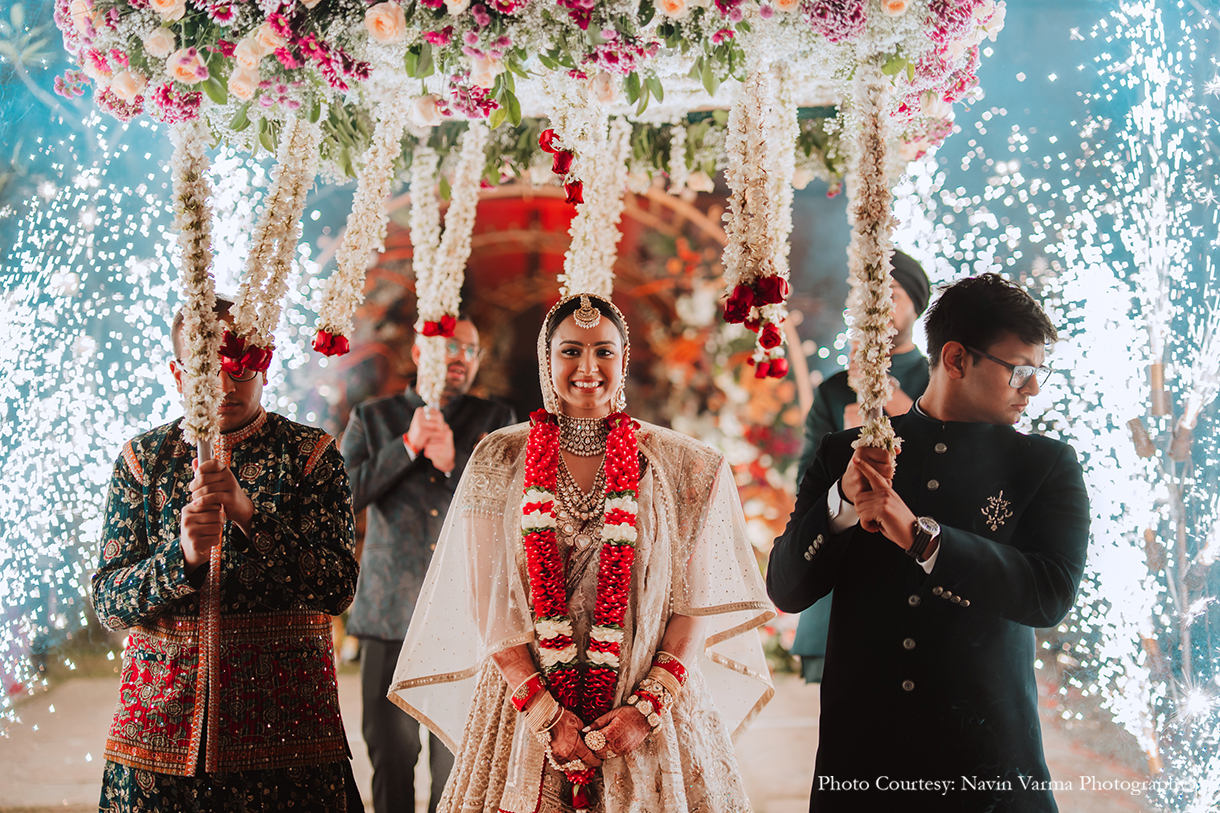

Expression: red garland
xmin=521 ymin=409 xmax=640 ymax=798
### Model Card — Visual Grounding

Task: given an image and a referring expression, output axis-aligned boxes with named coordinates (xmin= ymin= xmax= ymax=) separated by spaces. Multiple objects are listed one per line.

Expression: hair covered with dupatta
xmin=537 ymin=293 xmax=631 ymax=415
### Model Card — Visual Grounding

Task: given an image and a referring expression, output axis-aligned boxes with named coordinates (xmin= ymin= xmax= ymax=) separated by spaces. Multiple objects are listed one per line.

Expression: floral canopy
xmin=55 ymin=0 xmax=1004 ymax=448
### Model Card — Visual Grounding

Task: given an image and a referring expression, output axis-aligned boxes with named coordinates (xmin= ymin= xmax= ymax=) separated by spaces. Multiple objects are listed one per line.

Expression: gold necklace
xmin=558 ymin=413 xmax=608 ymax=457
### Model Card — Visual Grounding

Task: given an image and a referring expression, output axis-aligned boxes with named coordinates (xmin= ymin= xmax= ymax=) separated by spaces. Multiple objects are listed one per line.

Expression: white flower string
xmin=232 ymin=114 xmax=322 ymax=352
xmin=667 ymin=124 xmax=689 ymax=195
xmin=170 ymin=118 xmax=222 ymax=451
xmin=415 ymin=122 xmax=489 ymax=406
xmin=771 ymin=62 xmax=798 ymax=281
xmin=315 ymin=101 xmax=410 ymax=352
xmin=407 ymin=146 xmax=442 ymax=310
xmin=846 ymin=61 xmax=900 ymax=453
xmin=539 ymin=69 xmax=608 ymax=187
xmin=559 ymin=117 xmax=631 ymax=299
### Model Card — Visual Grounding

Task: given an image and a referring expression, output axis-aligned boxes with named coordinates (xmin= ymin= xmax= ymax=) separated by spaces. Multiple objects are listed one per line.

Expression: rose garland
xmin=520 ymin=410 xmax=639 ymax=804
xmin=846 ymin=61 xmax=900 ymax=453
xmin=558 ymin=117 xmax=631 ymax=299
xmin=721 ymin=68 xmax=792 ymax=379
xmin=414 ymin=122 xmax=489 ymax=406
xmin=170 ymin=118 xmax=222 ymax=449
xmin=226 ymin=114 xmax=321 ymax=374
xmin=314 ymin=100 xmax=410 ymax=357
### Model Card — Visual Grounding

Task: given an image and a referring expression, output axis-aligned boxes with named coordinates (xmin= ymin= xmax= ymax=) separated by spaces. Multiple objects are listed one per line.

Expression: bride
xmin=390 ymin=293 xmax=774 ymax=813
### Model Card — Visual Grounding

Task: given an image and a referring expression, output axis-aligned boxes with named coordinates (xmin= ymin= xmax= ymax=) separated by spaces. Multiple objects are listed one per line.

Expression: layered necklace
xmin=555 ymin=414 xmax=609 ymax=550
xmin=520 ymin=408 xmax=640 ymax=789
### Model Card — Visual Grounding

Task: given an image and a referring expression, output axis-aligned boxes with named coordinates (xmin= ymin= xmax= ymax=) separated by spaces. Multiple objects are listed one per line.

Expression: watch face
xmin=918 ymin=517 xmax=940 ymax=536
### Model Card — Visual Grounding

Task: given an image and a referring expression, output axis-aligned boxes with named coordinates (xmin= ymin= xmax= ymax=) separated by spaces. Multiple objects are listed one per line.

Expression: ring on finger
xmin=583 ymin=729 xmax=607 ymax=752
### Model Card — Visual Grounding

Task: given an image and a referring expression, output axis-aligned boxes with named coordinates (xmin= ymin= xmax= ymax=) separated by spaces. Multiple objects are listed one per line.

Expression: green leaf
xmin=506 ymin=91 xmax=522 ymax=126
xmin=907 ymin=61 xmax=916 ymax=82
xmin=881 ymin=51 xmax=906 ymax=76
xmin=417 ymin=43 xmax=435 ymax=78
xmin=539 ymin=53 xmax=559 ymax=70
xmin=712 ymin=109 xmax=729 ymax=125
xmin=625 ymin=71 xmax=641 ymax=104
xmin=439 ymin=174 xmax=451 ymax=201
xmin=504 ymin=68 xmax=515 ymax=94
xmin=202 ymin=76 xmax=227 ymax=105
xmin=489 ymin=106 xmax=508 ymax=130
xmin=700 ymin=59 xmax=720 ymax=96
xmin=508 ymin=57 xmax=529 ymax=78
xmin=645 ymin=75 xmax=664 ymax=102
xmin=737 ymin=20 xmax=751 ymax=33
xmin=637 ymin=0 xmax=655 ymax=26
xmin=229 ymin=102 xmax=251 ymax=132
xmin=309 ymin=97 xmax=321 ymax=123
xmin=405 ymin=46 xmax=419 ymax=77
xmin=688 ymin=57 xmax=702 ymax=81
xmin=635 ymin=86 xmax=650 ymax=117
xmin=260 ymin=127 xmax=275 ymax=152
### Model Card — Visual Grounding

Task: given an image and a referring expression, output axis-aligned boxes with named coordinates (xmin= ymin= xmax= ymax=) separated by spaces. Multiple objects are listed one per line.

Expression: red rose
xmin=420 ymin=320 xmax=441 ymax=337
xmin=768 ymin=357 xmax=790 ymax=378
xmin=723 ymin=283 xmax=754 ymax=323
xmin=219 ymin=329 xmax=246 ymax=360
xmin=220 ymin=356 xmax=245 ymax=377
xmin=312 ymin=329 xmax=350 ymax=356
xmin=744 ymin=317 xmax=762 ymax=333
xmin=564 ymin=179 xmax=584 ymax=205
xmin=239 ymin=343 xmax=273 ymax=372
xmin=752 ymin=275 xmax=790 ymax=306
xmin=530 ymin=408 xmax=552 ymax=425
xmin=759 ymin=322 xmax=783 ymax=349
xmin=552 ymin=150 xmax=574 ymax=176
xmin=439 ymin=314 xmax=457 ymax=337
xmin=539 ymin=128 xmax=558 ymax=154
xmin=754 ymin=361 xmax=770 ymax=378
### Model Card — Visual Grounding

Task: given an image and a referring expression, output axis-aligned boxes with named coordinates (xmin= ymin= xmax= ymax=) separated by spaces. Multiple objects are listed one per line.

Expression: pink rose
xmin=409 ymin=94 xmax=444 ymax=126
xmin=444 ymin=0 xmax=471 ymax=13
xmin=233 ymin=37 xmax=262 ymax=69
xmin=469 ymin=54 xmax=501 ymax=89
xmin=364 ymin=2 xmax=407 ymax=44
xmin=167 ymin=47 xmax=208 ymax=85
xmin=110 ymin=69 xmax=148 ymax=102
xmin=150 ymin=0 xmax=187 ymax=21
xmin=227 ymin=67 xmax=259 ymax=100
xmin=142 ymin=27 xmax=176 ymax=58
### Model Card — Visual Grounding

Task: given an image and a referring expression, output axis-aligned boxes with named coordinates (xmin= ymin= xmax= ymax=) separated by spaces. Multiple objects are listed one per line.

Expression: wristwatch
xmin=907 ymin=516 xmax=940 ymax=561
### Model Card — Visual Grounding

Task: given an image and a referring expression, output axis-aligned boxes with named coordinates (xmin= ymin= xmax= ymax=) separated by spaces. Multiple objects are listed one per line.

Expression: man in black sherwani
xmin=768 ymin=273 xmax=1090 ymax=813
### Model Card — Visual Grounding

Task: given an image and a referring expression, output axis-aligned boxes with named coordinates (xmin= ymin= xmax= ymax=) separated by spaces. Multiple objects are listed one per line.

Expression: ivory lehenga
xmin=389 ymin=305 xmax=775 ymax=813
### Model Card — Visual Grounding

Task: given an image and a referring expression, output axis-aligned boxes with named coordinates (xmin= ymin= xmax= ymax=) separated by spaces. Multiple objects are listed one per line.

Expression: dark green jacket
xmin=769 ymin=409 xmax=1090 ymax=812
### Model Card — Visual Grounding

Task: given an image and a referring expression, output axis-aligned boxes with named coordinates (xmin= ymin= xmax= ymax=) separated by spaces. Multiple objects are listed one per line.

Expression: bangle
xmin=652 ymin=651 xmax=688 ymax=687
xmin=524 ymin=691 xmax=561 ymax=737
xmin=511 ymin=672 xmax=545 ymax=712
xmin=403 ymin=434 xmax=420 ymax=457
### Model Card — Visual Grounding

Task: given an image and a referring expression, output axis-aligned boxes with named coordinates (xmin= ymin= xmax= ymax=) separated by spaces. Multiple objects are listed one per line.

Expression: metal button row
xmin=930 ymin=586 xmax=969 ymax=607
xmin=803 ymin=534 xmax=825 ymax=561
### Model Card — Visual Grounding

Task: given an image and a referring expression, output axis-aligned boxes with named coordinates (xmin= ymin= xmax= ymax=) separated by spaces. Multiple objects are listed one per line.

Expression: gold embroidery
xmin=982 ymin=490 xmax=1014 ymax=531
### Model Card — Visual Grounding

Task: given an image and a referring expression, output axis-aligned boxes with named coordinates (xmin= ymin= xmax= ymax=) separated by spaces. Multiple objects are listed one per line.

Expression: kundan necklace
xmin=521 ymin=408 xmax=640 ymax=800
xmin=558 ymin=413 xmax=609 ymax=456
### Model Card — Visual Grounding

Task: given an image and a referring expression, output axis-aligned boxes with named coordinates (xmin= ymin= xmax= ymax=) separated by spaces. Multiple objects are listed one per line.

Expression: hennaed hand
xmin=585 ymin=705 xmax=652 ymax=757
xmin=550 ymin=708 xmax=602 ymax=768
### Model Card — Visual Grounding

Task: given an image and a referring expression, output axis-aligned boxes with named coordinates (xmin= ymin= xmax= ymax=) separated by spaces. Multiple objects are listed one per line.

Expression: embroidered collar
xmin=218 ymin=408 xmax=269 ymax=449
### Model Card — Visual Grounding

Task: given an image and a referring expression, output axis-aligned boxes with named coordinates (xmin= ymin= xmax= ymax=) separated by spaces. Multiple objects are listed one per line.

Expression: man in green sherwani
xmin=790 ymin=249 xmax=931 ymax=682
xmin=93 ymin=296 xmax=362 ymax=812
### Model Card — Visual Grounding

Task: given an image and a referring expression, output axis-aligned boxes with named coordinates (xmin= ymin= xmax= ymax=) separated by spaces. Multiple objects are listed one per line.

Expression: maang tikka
xmin=573 ymin=295 xmax=602 ymax=330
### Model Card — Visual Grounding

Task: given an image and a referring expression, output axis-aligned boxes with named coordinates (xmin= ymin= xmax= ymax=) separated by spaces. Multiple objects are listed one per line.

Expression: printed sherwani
xmin=93 ymin=410 xmax=359 ymax=812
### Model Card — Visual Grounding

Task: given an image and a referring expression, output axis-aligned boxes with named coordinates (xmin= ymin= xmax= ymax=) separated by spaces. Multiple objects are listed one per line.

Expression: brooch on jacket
xmin=982 ymin=490 xmax=1014 ymax=531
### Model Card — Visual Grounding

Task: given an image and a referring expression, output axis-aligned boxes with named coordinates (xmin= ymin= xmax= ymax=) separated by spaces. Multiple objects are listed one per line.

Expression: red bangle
xmin=511 ymin=673 xmax=545 ymax=712
xmin=634 ymin=688 xmax=665 ymax=715
xmin=403 ymin=434 xmax=420 ymax=457
xmin=652 ymin=652 xmax=687 ymax=687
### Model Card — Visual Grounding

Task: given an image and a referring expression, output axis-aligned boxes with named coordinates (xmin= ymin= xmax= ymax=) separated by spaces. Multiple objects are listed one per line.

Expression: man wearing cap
xmin=789 ymin=249 xmax=931 ymax=683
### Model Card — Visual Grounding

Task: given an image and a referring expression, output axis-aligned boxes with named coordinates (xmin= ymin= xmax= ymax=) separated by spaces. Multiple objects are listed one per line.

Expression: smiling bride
xmin=388 ymin=293 xmax=775 ymax=813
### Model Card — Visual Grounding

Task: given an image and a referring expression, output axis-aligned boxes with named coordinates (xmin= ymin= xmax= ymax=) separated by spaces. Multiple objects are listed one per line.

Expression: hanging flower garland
xmin=414 ymin=122 xmax=489 ymax=406
xmin=407 ymin=146 xmax=442 ymax=311
xmin=226 ymin=114 xmax=322 ymax=374
xmin=520 ymin=409 xmax=640 ymax=804
xmin=538 ymin=69 xmax=609 ymax=205
xmin=846 ymin=61 xmax=900 ymax=453
xmin=558 ymin=117 xmax=632 ymax=299
xmin=314 ymin=101 xmax=410 ymax=357
xmin=667 ymin=124 xmax=689 ymax=196
xmin=170 ymin=118 xmax=223 ymax=450
xmin=721 ymin=68 xmax=792 ymax=380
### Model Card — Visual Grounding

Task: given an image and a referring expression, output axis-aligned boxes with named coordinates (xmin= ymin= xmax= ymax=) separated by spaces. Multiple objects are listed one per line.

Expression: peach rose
xmin=657 ymin=0 xmax=686 ymax=17
xmin=364 ymin=2 xmax=407 ymax=44
xmin=772 ymin=0 xmax=800 ymax=13
xmin=444 ymin=0 xmax=470 ymax=14
xmin=919 ymin=89 xmax=952 ymax=120
xmin=882 ymin=0 xmax=907 ymax=16
xmin=687 ymin=170 xmax=715 ymax=193
xmin=150 ymin=0 xmax=187 ymax=22
xmin=110 ymin=69 xmax=148 ymax=102
xmin=409 ymin=94 xmax=444 ymax=127
xmin=233 ymin=37 xmax=263 ymax=69
xmin=227 ymin=67 xmax=259 ymax=101
xmin=254 ymin=21 xmax=288 ymax=54
xmin=69 ymin=0 xmax=91 ymax=34
xmin=167 ymin=47 xmax=208 ymax=85
xmin=469 ymin=54 xmax=502 ymax=89
xmin=80 ymin=56 xmax=110 ymax=82
xmin=791 ymin=166 xmax=815 ymax=190
xmin=142 ymin=27 xmax=176 ymax=58
xmin=589 ymin=72 xmax=617 ymax=104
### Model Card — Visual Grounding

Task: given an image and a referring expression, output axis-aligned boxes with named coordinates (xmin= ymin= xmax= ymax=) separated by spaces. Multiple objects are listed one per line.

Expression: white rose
xmin=233 ymin=37 xmax=263 ymax=70
xmin=919 ymin=90 xmax=953 ymax=120
xmin=590 ymin=625 xmax=625 ymax=644
xmin=364 ymin=1 xmax=407 ymax=44
xmin=589 ymin=72 xmax=618 ymax=104
xmin=142 ymin=27 xmax=176 ymax=58
xmin=444 ymin=0 xmax=471 ymax=14
xmin=409 ymin=94 xmax=444 ymax=127
xmin=469 ymin=54 xmax=502 ymax=89
xmin=791 ymin=166 xmax=815 ymax=190
xmin=687 ymin=170 xmax=715 ymax=193
xmin=109 ymin=70 xmax=147 ymax=102
xmin=227 ymin=67 xmax=259 ymax=101
xmin=535 ymin=618 xmax=574 ymax=640
xmin=254 ymin=21 xmax=288 ymax=54
xmin=149 ymin=0 xmax=186 ymax=22
xmin=587 ymin=650 xmax=620 ymax=667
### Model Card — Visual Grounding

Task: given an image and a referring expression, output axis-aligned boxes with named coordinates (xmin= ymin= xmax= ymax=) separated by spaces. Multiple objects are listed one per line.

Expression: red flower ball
xmin=752 ymin=275 xmax=790 ymax=306
xmin=439 ymin=313 xmax=457 ymax=337
xmin=768 ymin=357 xmax=790 ymax=378
xmin=723 ymin=283 xmax=754 ymax=324
xmin=239 ymin=343 xmax=273 ymax=372
xmin=759 ymin=322 xmax=783 ymax=350
xmin=219 ymin=329 xmax=246 ymax=360
xmin=312 ymin=329 xmax=350 ymax=356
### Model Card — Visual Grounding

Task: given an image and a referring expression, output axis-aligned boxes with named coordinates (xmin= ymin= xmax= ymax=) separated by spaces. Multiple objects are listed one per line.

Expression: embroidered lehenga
xmin=389 ymin=297 xmax=774 ymax=813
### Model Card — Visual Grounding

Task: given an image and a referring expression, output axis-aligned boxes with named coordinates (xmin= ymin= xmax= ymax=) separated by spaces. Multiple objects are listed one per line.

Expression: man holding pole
xmin=94 ymin=296 xmax=362 ymax=812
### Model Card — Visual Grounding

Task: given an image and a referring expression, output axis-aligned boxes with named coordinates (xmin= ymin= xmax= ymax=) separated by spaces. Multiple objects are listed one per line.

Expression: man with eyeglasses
xmin=340 ymin=314 xmax=516 ymax=813
xmin=93 ymin=296 xmax=362 ymax=811
xmin=769 ymin=273 xmax=1090 ymax=812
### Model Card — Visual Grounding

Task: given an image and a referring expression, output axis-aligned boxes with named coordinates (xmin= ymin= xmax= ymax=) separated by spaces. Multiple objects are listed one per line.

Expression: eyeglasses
xmin=175 ymin=359 xmax=259 ymax=383
xmin=445 ymin=340 xmax=484 ymax=363
xmin=966 ymin=347 xmax=1053 ymax=389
